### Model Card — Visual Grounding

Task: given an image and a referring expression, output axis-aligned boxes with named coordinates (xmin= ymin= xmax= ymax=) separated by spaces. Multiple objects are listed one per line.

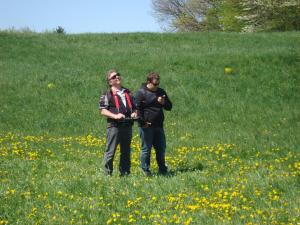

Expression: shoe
xmin=105 ymin=171 xmax=112 ymax=176
xmin=158 ymin=166 xmax=168 ymax=175
xmin=120 ymin=171 xmax=130 ymax=177
xmin=144 ymin=170 xmax=152 ymax=177
xmin=158 ymin=170 xmax=168 ymax=176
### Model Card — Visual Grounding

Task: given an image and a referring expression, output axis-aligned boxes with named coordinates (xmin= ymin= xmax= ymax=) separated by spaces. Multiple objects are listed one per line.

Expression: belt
xmin=107 ymin=121 xmax=133 ymax=128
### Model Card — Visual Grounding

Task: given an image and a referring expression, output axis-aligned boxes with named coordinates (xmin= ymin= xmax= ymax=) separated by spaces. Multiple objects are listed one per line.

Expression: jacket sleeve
xmin=135 ymin=89 xmax=146 ymax=126
xmin=135 ymin=89 xmax=144 ymax=111
xmin=162 ymin=91 xmax=172 ymax=111
xmin=99 ymin=92 xmax=109 ymax=110
xmin=129 ymin=91 xmax=137 ymax=111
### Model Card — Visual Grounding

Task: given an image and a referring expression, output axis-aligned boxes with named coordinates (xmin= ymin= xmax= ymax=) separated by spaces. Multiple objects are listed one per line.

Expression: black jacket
xmin=135 ymin=84 xmax=172 ymax=127
xmin=99 ymin=87 xmax=136 ymax=127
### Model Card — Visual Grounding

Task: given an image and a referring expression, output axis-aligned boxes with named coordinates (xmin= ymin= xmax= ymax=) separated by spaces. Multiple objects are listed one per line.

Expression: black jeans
xmin=103 ymin=125 xmax=132 ymax=175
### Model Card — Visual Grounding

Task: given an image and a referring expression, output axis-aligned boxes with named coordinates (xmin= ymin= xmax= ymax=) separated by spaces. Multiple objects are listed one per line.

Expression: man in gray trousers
xmin=99 ymin=69 xmax=137 ymax=176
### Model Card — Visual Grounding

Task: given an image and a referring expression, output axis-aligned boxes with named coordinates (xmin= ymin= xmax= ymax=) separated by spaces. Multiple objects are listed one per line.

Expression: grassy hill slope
xmin=0 ymin=31 xmax=299 ymax=224
xmin=1 ymin=32 xmax=299 ymax=149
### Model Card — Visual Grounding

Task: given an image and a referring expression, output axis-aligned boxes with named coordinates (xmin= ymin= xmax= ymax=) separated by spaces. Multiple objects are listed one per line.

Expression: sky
xmin=0 ymin=0 xmax=162 ymax=33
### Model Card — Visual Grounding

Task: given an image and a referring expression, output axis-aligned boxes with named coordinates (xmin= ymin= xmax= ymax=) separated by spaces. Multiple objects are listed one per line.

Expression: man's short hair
xmin=147 ymin=72 xmax=160 ymax=83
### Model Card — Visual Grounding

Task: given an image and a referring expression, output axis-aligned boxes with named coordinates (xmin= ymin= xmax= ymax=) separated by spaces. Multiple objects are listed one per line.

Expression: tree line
xmin=151 ymin=0 xmax=300 ymax=32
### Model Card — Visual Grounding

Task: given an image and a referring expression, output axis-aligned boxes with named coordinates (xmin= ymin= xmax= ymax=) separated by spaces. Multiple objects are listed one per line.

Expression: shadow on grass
xmin=155 ymin=163 xmax=204 ymax=178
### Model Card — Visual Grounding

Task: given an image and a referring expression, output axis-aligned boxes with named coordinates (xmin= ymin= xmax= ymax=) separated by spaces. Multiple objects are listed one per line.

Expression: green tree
xmin=151 ymin=0 xmax=300 ymax=32
xmin=219 ymin=0 xmax=244 ymax=31
xmin=55 ymin=26 xmax=66 ymax=34
xmin=238 ymin=0 xmax=300 ymax=32
xmin=203 ymin=6 xmax=222 ymax=31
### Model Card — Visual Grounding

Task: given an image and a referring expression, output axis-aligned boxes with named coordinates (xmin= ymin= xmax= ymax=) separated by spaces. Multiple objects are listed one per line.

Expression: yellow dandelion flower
xmin=187 ymin=205 xmax=200 ymax=211
xmin=47 ymin=83 xmax=55 ymax=89
xmin=184 ymin=217 xmax=192 ymax=225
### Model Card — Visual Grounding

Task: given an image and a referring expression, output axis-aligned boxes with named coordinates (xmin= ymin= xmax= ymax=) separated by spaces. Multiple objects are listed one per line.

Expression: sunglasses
xmin=109 ymin=74 xmax=121 ymax=80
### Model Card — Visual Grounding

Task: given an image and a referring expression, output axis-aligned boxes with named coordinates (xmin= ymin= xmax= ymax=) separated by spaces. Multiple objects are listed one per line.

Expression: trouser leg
xmin=119 ymin=126 xmax=132 ymax=175
xmin=103 ymin=127 xmax=119 ymax=175
xmin=139 ymin=127 xmax=153 ymax=172
xmin=153 ymin=128 xmax=168 ymax=173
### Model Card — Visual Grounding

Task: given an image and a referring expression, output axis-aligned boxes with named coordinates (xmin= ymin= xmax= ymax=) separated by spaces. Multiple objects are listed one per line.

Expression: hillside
xmin=1 ymin=32 xmax=299 ymax=148
xmin=0 ymin=31 xmax=299 ymax=224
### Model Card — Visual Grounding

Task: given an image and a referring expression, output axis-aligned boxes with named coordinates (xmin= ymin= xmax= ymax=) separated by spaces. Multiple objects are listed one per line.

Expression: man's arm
xmin=99 ymin=92 xmax=125 ymax=120
xmin=158 ymin=90 xmax=172 ymax=111
xmin=135 ymin=90 xmax=144 ymax=114
xmin=129 ymin=92 xmax=138 ymax=118
xmin=163 ymin=93 xmax=172 ymax=111
xmin=100 ymin=109 xmax=125 ymax=120
xmin=135 ymin=89 xmax=147 ymax=126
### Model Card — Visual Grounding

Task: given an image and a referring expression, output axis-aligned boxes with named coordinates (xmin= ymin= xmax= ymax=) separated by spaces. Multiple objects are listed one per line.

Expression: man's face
xmin=108 ymin=72 xmax=121 ymax=86
xmin=146 ymin=78 xmax=160 ymax=91
xmin=151 ymin=78 xmax=160 ymax=87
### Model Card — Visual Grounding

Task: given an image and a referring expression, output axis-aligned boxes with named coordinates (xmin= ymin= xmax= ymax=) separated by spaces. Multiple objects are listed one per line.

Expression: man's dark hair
xmin=147 ymin=72 xmax=160 ymax=83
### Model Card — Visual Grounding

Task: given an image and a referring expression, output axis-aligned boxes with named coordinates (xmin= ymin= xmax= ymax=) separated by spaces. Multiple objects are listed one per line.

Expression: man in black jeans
xmin=136 ymin=72 xmax=172 ymax=176
xmin=99 ymin=69 xmax=137 ymax=176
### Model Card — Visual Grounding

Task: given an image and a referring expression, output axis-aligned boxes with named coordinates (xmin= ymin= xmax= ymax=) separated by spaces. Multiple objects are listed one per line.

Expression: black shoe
xmin=105 ymin=172 xmax=112 ymax=176
xmin=158 ymin=166 xmax=168 ymax=175
xmin=120 ymin=171 xmax=130 ymax=177
xmin=144 ymin=170 xmax=152 ymax=177
xmin=158 ymin=170 xmax=168 ymax=176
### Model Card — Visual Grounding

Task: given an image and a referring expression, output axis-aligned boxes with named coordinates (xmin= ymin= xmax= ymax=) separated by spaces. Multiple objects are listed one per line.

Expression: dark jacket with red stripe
xmin=99 ymin=87 xmax=136 ymax=127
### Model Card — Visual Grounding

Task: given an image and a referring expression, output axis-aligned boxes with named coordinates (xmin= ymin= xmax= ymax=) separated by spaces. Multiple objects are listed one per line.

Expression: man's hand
xmin=131 ymin=112 xmax=137 ymax=118
xmin=114 ymin=113 xmax=126 ymax=120
xmin=142 ymin=122 xmax=152 ymax=128
xmin=157 ymin=95 xmax=165 ymax=105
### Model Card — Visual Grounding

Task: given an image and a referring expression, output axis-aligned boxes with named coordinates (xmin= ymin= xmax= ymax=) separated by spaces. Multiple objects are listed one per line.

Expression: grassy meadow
xmin=0 ymin=31 xmax=299 ymax=224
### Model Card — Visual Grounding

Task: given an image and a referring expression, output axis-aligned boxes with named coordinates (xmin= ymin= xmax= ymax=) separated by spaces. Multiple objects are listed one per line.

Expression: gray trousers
xmin=103 ymin=125 xmax=132 ymax=175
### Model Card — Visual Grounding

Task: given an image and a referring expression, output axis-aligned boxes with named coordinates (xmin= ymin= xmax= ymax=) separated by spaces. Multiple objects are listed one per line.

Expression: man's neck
xmin=111 ymin=85 xmax=122 ymax=92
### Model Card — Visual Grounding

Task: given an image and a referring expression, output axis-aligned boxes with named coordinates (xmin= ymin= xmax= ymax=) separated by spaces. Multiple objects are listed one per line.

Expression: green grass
xmin=0 ymin=31 xmax=299 ymax=224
